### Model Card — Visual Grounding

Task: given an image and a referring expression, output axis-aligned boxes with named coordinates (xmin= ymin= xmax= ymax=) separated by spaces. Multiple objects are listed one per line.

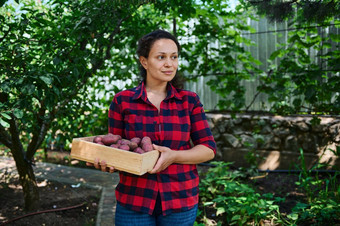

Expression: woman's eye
xmin=171 ymin=56 xmax=178 ymax=60
xmin=157 ymin=56 xmax=164 ymax=60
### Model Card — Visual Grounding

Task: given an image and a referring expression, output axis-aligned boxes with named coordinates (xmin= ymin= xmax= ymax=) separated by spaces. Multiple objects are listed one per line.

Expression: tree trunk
xmin=11 ymin=149 xmax=40 ymax=211
xmin=6 ymin=115 xmax=41 ymax=211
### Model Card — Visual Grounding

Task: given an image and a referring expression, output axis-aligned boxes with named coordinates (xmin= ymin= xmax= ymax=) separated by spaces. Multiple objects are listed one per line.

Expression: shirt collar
xmin=132 ymin=81 xmax=182 ymax=101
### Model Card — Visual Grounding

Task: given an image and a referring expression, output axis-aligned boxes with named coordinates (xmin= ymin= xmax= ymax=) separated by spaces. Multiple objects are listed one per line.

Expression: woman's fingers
xmin=108 ymin=166 xmax=115 ymax=173
xmin=88 ymin=158 xmax=115 ymax=173
xmin=86 ymin=162 xmax=94 ymax=167
xmin=100 ymin=160 xmax=107 ymax=172
xmin=94 ymin=158 xmax=100 ymax=170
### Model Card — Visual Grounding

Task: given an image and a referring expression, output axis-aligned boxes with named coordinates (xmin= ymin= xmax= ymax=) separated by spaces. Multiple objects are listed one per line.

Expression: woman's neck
xmin=145 ymin=80 xmax=167 ymax=111
xmin=145 ymin=80 xmax=167 ymax=95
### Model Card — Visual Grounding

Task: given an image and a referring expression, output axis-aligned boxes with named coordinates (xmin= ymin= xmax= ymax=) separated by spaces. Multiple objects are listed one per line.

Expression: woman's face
xmin=140 ymin=38 xmax=178 ymax=85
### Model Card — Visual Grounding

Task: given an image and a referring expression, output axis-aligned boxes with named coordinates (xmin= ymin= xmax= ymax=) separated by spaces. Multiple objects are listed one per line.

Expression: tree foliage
xmin=178 ymin=0 xmax=261 ymax=111
xmin=0 ymin=0 xmax=182 ymax=210
xmin=245 ymin=0 xmax=340 ymax=114
xmin=259 ymin=24 xmax=340 ymax=114
xmin=247 ymin=0 xmax=340 ymax=24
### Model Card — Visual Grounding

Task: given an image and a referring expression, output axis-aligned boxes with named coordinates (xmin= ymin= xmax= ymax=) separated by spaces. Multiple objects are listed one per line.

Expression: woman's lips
xmin=163 ymin=71 xmax=173 ymax=75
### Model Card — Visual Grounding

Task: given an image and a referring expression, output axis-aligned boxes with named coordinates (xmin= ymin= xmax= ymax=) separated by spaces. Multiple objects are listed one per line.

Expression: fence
xmin=184 ymin=16 xmax=340 ymax=111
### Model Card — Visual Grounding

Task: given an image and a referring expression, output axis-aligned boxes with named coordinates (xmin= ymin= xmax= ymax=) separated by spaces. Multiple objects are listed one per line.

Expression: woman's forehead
xmin=150 ymin=39 xmax=178 ymax=54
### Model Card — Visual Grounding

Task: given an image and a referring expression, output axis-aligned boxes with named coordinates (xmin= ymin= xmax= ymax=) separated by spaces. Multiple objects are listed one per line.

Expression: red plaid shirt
xmin=108 ymin=81 xmax=216 ymax=216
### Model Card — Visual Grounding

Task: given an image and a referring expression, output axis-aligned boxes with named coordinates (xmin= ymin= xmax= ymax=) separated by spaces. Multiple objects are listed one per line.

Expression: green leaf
xmin=53 ymin=57 xmax=61 ymax=65
xmin=335 ymin=146 xmax=340 ymax=156
xmin=269 ymin=49 xmax=282 ymax=61
xmin=0 ymin=112 xmax=11 ymax=120
xmin=288 ymin=213 xmax=299 ymax=221
xmin=40 ymin=76 xmax=53 ymax=85
xmin=13 ymin=109 xmax=24 ymax=119
xmin=203 ymin=201 xmax=214 ymax=206
xmin=288 ymin=34 xmax=300 ymax=43
xmin=73 ymin=68 xmax=79 ymax=76
xmin=216 ymin=207 xmax=226 ymax=216
xmin=253 ymin=59 xmax=262 ymax=65
xmin=231 ymin=215 xmax=241 ymax=221
xmin=0 ymin=118 xmax=10 ymax=128
xmin=330 ymin=33 xmax=340 ymax=42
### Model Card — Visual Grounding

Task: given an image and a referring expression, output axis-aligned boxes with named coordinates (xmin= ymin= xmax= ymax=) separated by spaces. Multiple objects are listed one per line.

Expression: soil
xmin=0 ymin=149 xmax=100 ymax=226
xmin=0 ymin=175 xmax=100 ymax=226
xmin=249 ymin=172 xmax=305 ymax=212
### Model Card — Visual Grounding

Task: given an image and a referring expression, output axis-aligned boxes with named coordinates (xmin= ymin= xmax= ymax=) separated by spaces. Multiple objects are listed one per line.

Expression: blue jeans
xmin=115 ymin=202 xmax=198 ymax=226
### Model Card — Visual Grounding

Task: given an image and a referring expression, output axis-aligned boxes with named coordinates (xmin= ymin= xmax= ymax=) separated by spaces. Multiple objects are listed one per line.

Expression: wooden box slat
xmin=70 ymin=136 xmax=159 ymax=175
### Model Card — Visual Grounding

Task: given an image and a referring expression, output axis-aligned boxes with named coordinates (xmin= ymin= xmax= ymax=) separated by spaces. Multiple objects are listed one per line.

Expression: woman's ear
xmin=139 ymin=56 xmax=147 ymax=69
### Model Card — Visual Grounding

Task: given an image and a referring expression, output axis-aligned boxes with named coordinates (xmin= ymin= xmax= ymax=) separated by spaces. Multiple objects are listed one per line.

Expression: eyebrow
xmin=157 ymin=52 xmax=178 ymax=54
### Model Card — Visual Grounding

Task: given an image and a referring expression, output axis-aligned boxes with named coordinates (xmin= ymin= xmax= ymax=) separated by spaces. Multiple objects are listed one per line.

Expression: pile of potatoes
xmin=93 ymin=133 xmax=153 ymax=154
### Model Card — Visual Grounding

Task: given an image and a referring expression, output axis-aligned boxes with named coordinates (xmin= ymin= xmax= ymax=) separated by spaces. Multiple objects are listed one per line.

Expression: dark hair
xmin=136 ymin=30 xmax=184 ymax=89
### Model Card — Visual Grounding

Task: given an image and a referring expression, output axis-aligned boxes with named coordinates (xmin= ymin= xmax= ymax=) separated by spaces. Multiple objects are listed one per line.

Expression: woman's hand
xmin=149 ymin=144 xmax=215 ymax=174
xmin=86 ymin=158 xmax=115 ymax=173
xmin=149 ymin=144 xmax=177 ymax=174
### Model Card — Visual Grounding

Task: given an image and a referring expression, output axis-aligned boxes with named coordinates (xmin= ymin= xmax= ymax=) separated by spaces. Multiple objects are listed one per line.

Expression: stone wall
xmin=206 ymin=113 xmax=340 ymax=170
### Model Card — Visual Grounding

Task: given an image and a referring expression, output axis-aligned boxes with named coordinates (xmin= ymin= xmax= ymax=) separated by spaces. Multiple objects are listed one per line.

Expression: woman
xmin=89 ymin=30 xmax=216 ymax=225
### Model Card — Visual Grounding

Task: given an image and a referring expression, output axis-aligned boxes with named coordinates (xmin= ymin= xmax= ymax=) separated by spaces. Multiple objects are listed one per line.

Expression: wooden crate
xmin=71 ymin=136 xmax=160 ymax=175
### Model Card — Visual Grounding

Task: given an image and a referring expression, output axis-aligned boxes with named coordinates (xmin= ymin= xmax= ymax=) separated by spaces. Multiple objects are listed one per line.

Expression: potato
xmin=128 ymin=142 xmax=138 ymax=150
xmin=134 ymin=147 xmax=145 ymax=154
xmin=118 ymin=144 xmax=130 ymax=151
xmin=92 ymin=134 xmax=153 ymax=152
xmin=141 ymin=136 xmax=152 ymax=145
xmin=120 ymin=139 xmax=131 ymax=146
xmin=93 ymin=136 xmax=102 ymax=143
xmin=131 ymin=137 xmax=141 ymax=146
xmin=102 ymin=133 xmax=121 ymax=145
xmin=142 ymin=143 xmax=153 ymax=152
xmin=110 ymin=144 xmax=119 ymax=148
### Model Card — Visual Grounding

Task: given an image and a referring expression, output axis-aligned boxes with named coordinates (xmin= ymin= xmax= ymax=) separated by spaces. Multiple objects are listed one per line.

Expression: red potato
xmin=102 ymin=134 xmax=115 ymax=145
xmin=141 ymin=136 xmax=153 ymax=152
xmin=142 ymin=143 xmax=153 ymax=152
xmin=128 ymin=142 xmax=138 ymax=150
xmin=93 ymin=136 xmax=102 ymax=143
xmin=92 ymin=134 xmax=153 ymax=152
xmin=114 ymin=135 xmax=122 ymax=143
xmin=118 ymin=144 xmax=130 ymax=151
xmin=133 ymin=147 xmax=145 ymax=154
xmin=141 ymin=136 xmax=152 ymax=145
xmin=120 ymin=139 xmax=131 ymax=146
xmin=102 ymin=133 xmax=121 ymax=145
xmin=110 ymin=144 xmax=119 ymax=148
xmin=131 ymin=137 xmax=141 ymax=146
xmin=116 ymin=139 xmax=122 ymax=145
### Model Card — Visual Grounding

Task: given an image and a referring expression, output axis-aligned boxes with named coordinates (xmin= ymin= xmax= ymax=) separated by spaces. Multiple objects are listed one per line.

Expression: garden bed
xmin=0 ymin=175 xmax=99 ymax=225
xmin=196 ymin=162 xmax=340 ymax=225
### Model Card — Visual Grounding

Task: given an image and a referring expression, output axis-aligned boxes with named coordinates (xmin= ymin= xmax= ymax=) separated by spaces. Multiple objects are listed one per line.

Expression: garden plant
xmin=195 ymin=146 xmax=340 ymax=225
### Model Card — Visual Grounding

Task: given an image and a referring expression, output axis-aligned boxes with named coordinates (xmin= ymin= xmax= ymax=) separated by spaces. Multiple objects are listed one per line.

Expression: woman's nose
xmin=164 ymin=57 xmax=172 ymax=67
